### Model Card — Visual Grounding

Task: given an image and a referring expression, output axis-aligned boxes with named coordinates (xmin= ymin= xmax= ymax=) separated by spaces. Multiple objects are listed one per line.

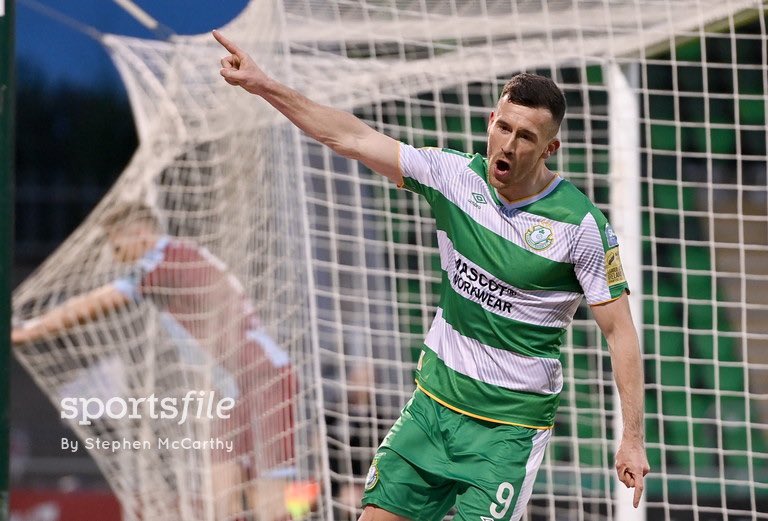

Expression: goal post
xmin=608 ymin=61 xmax=644 ymax=520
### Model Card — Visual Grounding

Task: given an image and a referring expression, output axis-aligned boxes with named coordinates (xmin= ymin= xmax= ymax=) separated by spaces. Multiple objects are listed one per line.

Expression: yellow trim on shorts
xmin=415 ymin=382 xmax=553 ymax=431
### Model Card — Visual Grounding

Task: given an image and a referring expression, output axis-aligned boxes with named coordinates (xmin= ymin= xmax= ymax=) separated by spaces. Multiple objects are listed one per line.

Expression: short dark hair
xmin=499 ymin=73 xmax=566 ymax=128
xmin=100 ymin=201 xmax=162 ymax=233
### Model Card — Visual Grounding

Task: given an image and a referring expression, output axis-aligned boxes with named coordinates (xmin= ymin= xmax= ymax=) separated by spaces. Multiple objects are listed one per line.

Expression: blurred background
xmin=12 ymin=2 xmax=247 ymax=517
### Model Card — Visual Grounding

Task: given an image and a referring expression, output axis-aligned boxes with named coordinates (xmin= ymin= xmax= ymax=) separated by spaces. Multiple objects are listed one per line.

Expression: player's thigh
xmin=361 ymin=447 xmax=457 ymax=521
xmin=452 ymin=427 xmax=551 ymax=521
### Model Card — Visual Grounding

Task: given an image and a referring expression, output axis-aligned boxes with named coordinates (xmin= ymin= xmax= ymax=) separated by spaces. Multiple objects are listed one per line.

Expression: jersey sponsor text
xmin=452 ymin=257 xmax=517 ymax=313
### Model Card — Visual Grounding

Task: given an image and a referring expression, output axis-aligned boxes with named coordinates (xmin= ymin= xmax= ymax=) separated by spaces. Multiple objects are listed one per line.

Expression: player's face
xmin=486 ymin=101 xmax=560 ymax=196
xmin=107 ymin=223 xmax=155 ymax=263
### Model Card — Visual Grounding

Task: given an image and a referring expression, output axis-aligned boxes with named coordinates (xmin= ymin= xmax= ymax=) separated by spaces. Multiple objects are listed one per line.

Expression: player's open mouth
xmin=493 ymin=159 xmax=511 ymax=180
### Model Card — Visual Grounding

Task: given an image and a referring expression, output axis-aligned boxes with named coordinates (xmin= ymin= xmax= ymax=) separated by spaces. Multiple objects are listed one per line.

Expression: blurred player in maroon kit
xmin=12 ymin=201 xmax=315 ymax=520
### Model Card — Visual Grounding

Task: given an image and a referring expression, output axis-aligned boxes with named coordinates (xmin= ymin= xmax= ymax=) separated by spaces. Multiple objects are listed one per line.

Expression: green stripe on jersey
xmin=519 ymin=181 xmax=600 ymax=226
xmin=521 ymin=182 xmax=622 ymax=257
xmin=416 ymin=347 xmax=559 ymax=427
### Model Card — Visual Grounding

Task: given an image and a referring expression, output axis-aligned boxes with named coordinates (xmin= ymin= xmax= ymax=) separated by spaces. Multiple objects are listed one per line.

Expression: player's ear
xmin=488 ymin=111 xmax=495 ymax=131
xmin=542 ymin=139 xmax=560 ymax=159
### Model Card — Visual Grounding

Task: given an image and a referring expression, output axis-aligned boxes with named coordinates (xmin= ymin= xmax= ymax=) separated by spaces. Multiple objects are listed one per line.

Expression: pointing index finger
xmin=212 ymin=30 xmax=244 ymax=57
xmin=632 ymin=472 xmax=645 ymax=508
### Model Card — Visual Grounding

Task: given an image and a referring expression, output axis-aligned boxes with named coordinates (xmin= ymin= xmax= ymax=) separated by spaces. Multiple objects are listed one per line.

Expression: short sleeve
xmin=573 ymin=210 xmax=630 ymax=305
xmin=112 ymin=272 xmax=143 ymax=302
xmin=111 ymin=237 xmax=169 ymax=302
xmin=398 ymin=143 xmax=449 ymax=202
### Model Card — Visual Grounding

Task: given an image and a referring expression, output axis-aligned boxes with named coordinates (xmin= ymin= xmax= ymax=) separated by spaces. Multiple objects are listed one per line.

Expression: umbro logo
xmin=469 ymin=192 xmax=488 ymax=209
xmin=480 ymin=517 xmax=495 ymax=521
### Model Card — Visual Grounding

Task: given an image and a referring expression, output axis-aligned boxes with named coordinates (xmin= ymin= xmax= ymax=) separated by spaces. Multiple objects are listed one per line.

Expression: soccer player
xmin=11 ymin=201 xmax=308 ymax=521
xmin=213 ymin=29 xmax=650 ymax=521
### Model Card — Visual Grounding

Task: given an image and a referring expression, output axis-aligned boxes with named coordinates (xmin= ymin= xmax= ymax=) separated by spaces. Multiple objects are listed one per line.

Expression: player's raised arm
xmin=212 ymin=30 xmax=401 ymax=184
xmin=11 ymin=285 xmax=130 ymax=346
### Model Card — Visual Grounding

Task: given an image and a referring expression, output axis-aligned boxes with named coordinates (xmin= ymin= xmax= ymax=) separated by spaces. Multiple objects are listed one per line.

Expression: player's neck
xmin=495 ymin=167 xmax=556 ymax=205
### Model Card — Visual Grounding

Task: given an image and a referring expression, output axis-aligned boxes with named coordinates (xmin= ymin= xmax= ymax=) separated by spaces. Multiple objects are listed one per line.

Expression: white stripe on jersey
xmin=438 ymin=231 xmax=582 ymax=328
xmin=423 ymin=308 xmax=563 ymax=395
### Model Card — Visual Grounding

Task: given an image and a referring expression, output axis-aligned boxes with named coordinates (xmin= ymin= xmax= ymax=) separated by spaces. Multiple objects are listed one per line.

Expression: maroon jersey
xmin=114 ymin=236 xmax=294 ymax=472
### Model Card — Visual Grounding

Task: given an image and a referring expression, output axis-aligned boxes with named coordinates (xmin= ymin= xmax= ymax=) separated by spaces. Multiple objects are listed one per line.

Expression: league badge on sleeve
xmin=605 ymin=248 xmax=626 ymax=286
xmin=605 ymin=223 xmax=619 ymax=248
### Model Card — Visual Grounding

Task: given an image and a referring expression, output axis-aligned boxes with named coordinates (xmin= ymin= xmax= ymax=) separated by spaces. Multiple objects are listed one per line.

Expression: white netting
xmin=13 ymin=1 xmax=768 ymax=520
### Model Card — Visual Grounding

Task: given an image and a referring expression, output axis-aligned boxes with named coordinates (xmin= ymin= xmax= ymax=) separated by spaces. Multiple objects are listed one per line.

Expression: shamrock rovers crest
xmin=525 ymin=222 xmax=554 ymax=251
xmin=365 ymin=452 xmax=384 ymax=491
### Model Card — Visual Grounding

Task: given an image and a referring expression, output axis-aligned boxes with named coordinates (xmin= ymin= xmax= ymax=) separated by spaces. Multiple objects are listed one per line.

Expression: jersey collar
xmin=494 ymin=174 xmax=562 ymax=210
xmin=466 ymin=154 xmax=562 ymax=209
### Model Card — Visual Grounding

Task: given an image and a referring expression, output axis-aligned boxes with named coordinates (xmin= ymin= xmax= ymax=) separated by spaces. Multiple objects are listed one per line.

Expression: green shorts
xmin=361 ymin=388 xmax=551 ymax=521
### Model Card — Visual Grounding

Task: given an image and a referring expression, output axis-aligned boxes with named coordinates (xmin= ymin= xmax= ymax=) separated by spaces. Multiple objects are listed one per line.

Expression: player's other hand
xmin=11 ymin=321 xmax=38 ymax=345
xmin=213 ymin=30 xmax=271 ymax=95
xmin=615 ymin=438 xmax=650 ymax=508
xmin=10 ymin=327 xmax=28 ymax=345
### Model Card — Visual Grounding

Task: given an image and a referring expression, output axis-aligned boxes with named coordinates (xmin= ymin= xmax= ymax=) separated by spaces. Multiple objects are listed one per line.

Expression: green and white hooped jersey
xmin=399 ymin=143 xmax=629 ymax=429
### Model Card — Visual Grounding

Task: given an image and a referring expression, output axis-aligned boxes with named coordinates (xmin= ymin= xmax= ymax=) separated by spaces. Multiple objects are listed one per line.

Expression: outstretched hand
xmin=11 ymin=323 xmax=35 ymax=345
xmin=212 ymin=30 xmax=271 ymax=95
xmin=615 ymin=438 xmax=651 ymax=508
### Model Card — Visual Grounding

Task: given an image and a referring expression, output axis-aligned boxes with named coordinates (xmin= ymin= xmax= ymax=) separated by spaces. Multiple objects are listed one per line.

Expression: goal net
xmin=12 ymin=1 xmax=768 ymax=520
